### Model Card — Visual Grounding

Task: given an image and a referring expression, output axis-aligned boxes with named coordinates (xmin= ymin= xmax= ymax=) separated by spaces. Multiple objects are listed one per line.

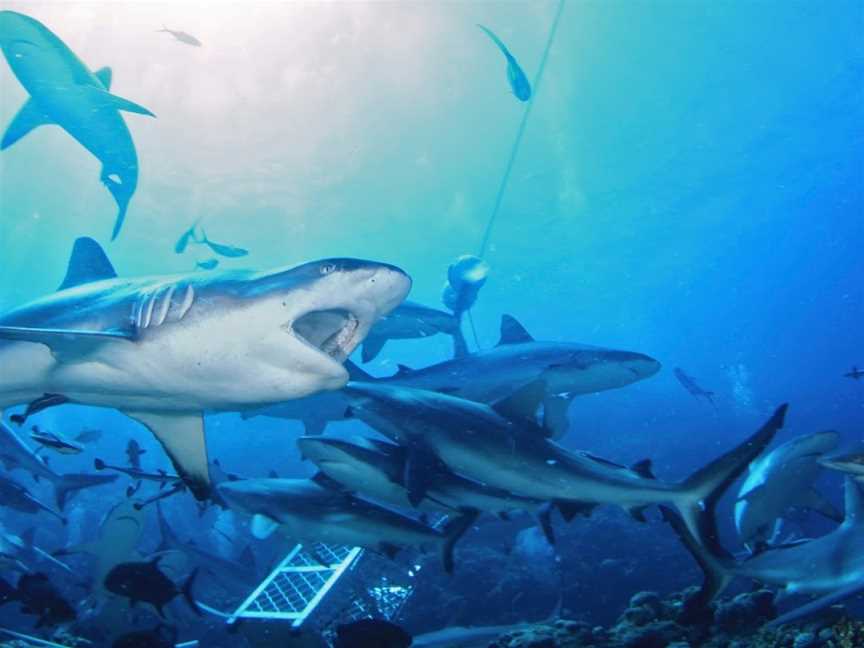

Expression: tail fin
xmin=660 ymin=506 xmax=735 ymax=621
xmin=344 ymin=359 xmax=373 ymax=382
xmin=673 ymin=404 xmax=787 ymax=552
xmin=441 ymin=509 xmax=478 ymax=574
xmin=182 ymin=568 xmax=202 ymax=616
xmin=477 ymin=24 xmax=511 ymax=58
xmin=54 ymin=472 xmax=119 ymax=510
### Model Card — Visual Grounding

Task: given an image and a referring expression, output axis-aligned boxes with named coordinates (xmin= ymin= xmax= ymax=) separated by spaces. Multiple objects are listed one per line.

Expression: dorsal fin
xmin=58 ymin=237 xmax=117 ymax=291
xmin=94 ymin=66 xmax=112 ymax=90
xmin=843 ymin=477 xmax=864 ymax=527
xmin=497 ymin=315 xmax=534 ymax=346
xmin=491 ymin=380 xmax=546 ymax=426
xmin=631 ymin=459 xmax=655 ymax=479
xmin=395 ymin=364 xmax=413 ymax=377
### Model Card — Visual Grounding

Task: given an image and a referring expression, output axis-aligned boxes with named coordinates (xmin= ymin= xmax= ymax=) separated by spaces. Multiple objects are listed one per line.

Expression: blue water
xmin=0 ymin=0 xmax=862 ymax=644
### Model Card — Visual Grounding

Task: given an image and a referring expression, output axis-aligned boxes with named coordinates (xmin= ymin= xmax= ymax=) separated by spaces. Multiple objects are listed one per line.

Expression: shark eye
xmin=319 ymin=263 xmax=336 ymax=275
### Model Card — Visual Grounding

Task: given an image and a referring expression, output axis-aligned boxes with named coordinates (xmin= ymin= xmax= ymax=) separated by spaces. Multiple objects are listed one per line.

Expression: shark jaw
xmin=290 ymin=308 xmax=360 ymax=366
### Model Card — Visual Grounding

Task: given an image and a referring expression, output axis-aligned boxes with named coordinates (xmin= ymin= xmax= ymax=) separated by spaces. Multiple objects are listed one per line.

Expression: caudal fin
xmin=182 ymin=568 xmax=202 ymax=616
xmin=660 ymin=506 xmax=735 ymax=621
xmin=441 ymin=509 xmax=478 ymax=574
xmin=673 ymin=404 xmax=787 ymax=554
xmin=54 ymin=472 xmax=119 ymax=510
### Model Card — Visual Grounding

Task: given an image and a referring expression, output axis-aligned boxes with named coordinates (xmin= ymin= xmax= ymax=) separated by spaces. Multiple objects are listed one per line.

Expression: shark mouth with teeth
xmin=291 ymin=308 xmax=361 ymax=364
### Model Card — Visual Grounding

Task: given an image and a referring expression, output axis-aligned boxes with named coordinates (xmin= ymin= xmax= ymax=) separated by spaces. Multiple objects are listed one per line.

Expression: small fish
xmin=200 ymin=229 xmax=249 ymax=258
xmin=157 ymin=26 xmax=202 ymax=47
xmin=30 ymin=426 xmax=83 ymax=455
xmin=94 ymin=458 xmax=180 ymax=489
xmin=845 ymin=365 xmax=864 ymax=380
xmin=335 ymin=619 xmax=412 ymax=648
xmin=74 ymin=428 xmax=102 ymax=444
xmin=125 ymin=439 xmax=146 ymax=469
xmin=15 ymin=572 xmax=76 ymax=627
xmin=674 ymin=367 xmax=717 ymax=410
xmin=195 ymin=258 xmax=219 ymax=271
xmin=477 ymin=24 xmax=532 ymax=101
xmin=104 ymin=558 xmax=200 ymax=617
xmin=174 ymin=222 xmax=201 ymax=254
xmin=10 ymin=393 xmax=70 ymax=426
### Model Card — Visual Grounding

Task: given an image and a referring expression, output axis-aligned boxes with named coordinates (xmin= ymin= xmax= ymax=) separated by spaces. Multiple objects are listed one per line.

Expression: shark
xmin=297 ymin=436 xmax=549 ymax=517
xmin=0 ymin=474 xmax=65 ymax=523
xmin=674 ymin=367 xmax=717 ymax=410
xmin=360 ymin=300 xmax=466 ymax=363
xmin=0 ymin=526 xmax=72 ymax=574
xmin=0 ymin=10 xmax=156 ymax=240
xmin=0 ymin=420 xmax=118 ymax=509
xmin=735 ymin=430 xmax=841 ymax=552
xmin=246 ymin=315 xmax=660 ymax=438
xmin=663 ymin=476 xmax=864 ymax=627
xmin=342 ymin=380 xmax=788 ymax=546
xmin=820 ymin=450 xmax=864 ymax=482
xmin=0 ymin=237 xmax=411 ymax=499
xmin=217 ymin=477 xmax=477 ymax=573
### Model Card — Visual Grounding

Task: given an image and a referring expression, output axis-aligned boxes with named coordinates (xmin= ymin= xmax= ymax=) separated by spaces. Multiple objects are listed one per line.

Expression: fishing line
xmin=466 ymin=0 xmax=566 ymax=351
xmin=477 ymin=0 xmax=567 ymax=258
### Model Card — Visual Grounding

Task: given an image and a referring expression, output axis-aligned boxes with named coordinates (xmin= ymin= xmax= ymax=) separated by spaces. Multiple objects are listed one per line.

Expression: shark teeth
xmin=321 ymin=312 xmax=359 ymax=361
xmin=292 ymin=309 xmax=360 ymax=363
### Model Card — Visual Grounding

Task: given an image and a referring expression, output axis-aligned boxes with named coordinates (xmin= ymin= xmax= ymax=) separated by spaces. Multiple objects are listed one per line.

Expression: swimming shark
xmin=477 ymin=24 xmax=532 ymax=101
xmin=0 ymin=237 xmax=411 ymax=499
xmin=30 ymin=425 xmax=83 ymax=455
xmin=360 ymin=300 xmax=466 ymax=363
xmin=820 ymin=450 xmax=864 ymax=482
xmin=735 ymin=430 xmax=841 ymax=552
xmin=0 ymin=474 xmax=65 ymax=523
xmin=663 ymin=476 xmax=864 ymax=627
xmin=297 ymin=436 xmax=548 ymax=517
xmin=0 ymin=526 xmax=72 ymax=574
xmin=343 ymin=381 xmax=787 ymax=546
xmin=674 ymin=368 xmax=716 ymax=410
xmin=246 ymin=315 xmax=660 ymax=438
xmin=0 ymin=11 xmax=155 ymax=240
xmin=0 ymin=420 xmax=118 ymax=509
xmin=217 ymin=477 xmax=477 ymax=573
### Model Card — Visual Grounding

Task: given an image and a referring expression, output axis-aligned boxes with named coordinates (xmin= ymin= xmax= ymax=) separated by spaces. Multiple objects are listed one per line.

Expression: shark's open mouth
xmin=292 ymin=309 xmax=360 ymax=364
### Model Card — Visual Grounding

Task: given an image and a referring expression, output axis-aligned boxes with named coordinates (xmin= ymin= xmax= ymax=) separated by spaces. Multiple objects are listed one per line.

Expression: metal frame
xmin=226 ymin=543 xmax=363 ymax=627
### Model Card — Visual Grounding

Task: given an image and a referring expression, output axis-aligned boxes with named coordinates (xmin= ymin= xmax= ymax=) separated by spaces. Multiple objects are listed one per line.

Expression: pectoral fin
xmin=124 ymin=411 xmax=211 ymax=500
xmin=0 ymin=325 xmax=133 ymax=360
xmin=361 ymin=335 xmax=387 ymax=363
xmin=251 ymin=514 xmax=279 ymax=540
xmin=542 ymin=394 xmax=572 ymax=439
xmin=404 ymin=445 xmax=439 ymax=507
xmin=1 ymin=98 xmax=52 ymax=150
xmin=81 ymin=85 xmax=156 ymax=117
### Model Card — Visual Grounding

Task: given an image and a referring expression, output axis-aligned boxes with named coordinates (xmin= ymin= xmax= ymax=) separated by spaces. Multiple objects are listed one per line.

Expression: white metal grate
xmin=227 ymin=543 xmax=363 ymax=627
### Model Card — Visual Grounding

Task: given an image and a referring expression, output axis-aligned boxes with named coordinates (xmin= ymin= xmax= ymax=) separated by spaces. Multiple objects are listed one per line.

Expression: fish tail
xmin=669 ymin=404 xmax=787 ymax=603
xmin=451 ymin=326 xmax=468 ymax=359
xmin=182 ymin=567 xmax=202 ymax=616
xmin=477 ymin=24 xmax=510 ymax=57
xmin=441 ymin=508 xmax=478 ymax=574
xmin=659 ymin=506 xmax=735 ymax=623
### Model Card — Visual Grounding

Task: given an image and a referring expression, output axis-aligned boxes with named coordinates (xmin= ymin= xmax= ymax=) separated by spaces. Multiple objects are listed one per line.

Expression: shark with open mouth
xmin=0 ymin=238 xmax=411 ymax=499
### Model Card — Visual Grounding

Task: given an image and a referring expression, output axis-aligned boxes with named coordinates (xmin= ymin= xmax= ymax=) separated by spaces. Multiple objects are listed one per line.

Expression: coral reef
xmin=487 ymin=587 xmax=864 ymax=648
